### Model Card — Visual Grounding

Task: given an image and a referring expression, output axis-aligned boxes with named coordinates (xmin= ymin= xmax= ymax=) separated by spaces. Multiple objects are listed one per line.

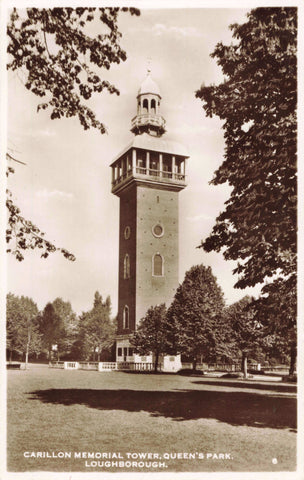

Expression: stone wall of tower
xmin=117 ymin=182 xmax=180 ymax=334
xmin=135 ymin=185 xmax=179 ymax=325
xmin=117 ymin=185 xmax=137 ymax=335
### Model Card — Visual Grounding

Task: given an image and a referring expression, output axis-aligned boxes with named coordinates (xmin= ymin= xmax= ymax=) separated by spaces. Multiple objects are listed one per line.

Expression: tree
xmin=131 ymin=304 xmax=168 ymax=373
xmin=166 ymin=265 xmax=225 ymax=370
xmin=6 ymin=7 xmax=140 ymax=261
xmin=78 ymin=291 xmax=115 ymax=361
xmin=252 ymin=278 xmax=296 ymax=374
xmin=195 ymin=8 xmax=297 ymax=368
xmin=7 ymin=7 xmax=140 ymax=133
xmin=38 ymin=303 xmax=65 ymax=360
xmin=52 ymin=298 xmax=78 ymax=357
xmin=6 ymin=293 xmax=41 ymax=366
xmin=224 ymin=296 xmax=262 ymax=378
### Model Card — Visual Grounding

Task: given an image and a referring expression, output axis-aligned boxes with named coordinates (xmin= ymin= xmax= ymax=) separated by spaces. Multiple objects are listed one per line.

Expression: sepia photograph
xmin=1 ymin=1 xmax=302 ymax=479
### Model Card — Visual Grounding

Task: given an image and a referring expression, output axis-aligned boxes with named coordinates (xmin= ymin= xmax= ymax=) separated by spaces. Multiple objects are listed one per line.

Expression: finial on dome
xmin=147 ymin=57 xmax=152 ymax=75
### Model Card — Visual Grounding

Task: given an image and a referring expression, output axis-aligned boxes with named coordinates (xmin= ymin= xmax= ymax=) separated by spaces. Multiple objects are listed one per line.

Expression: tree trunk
xmin=242 ymin=353 xmax=248 ymax=379
xmin=289 ymin=344 xmax=297 ymax=375
xmin=25 ymin=344 xmax=29 ymax=369
xmin=193 ymin=357 xmax=197 ymax=372
xmin=154 ymin=352 xmax=159 ymax=373
xmin=25 ymin=325 xmax=31 ymax=369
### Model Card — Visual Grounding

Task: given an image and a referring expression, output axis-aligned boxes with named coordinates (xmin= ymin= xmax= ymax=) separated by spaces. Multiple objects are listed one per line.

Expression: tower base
xmin=116 ymin=335 xmax=182 ymax=372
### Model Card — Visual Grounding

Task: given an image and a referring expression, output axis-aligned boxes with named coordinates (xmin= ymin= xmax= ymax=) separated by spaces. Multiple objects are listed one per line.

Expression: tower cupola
xmin=131 ymin=70 xmax=166 ymax=137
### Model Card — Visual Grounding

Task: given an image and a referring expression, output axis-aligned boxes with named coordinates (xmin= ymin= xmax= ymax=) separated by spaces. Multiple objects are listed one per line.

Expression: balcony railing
xmin=131 ymin=113 xmax=166 ymax=130
xmin=112 ymin=167 xmax=186 ymax=187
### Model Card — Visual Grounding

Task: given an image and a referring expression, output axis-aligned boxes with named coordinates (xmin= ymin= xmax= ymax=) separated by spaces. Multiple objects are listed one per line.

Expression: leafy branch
xmin=7 ymin=7 xmax=140 ymax=133
xmin=6 ymin=157 xmax=75 ymax=262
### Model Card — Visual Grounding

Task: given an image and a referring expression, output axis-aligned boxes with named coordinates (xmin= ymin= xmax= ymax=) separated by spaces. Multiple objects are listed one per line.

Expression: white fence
xmin=117 ymin=362 xmax=154 ymax=371
xmin=49 ymin=361 xmax=64 ymax=369
xmin=64 ymin=361 xmax=79 ymax=370
xmin=78 ymin=362 xmax=99 ymax=371
xmin=49 ymin=361 xmax=156 ymax=371
xmin=49 ymin=361 xmax=78 ymax=370
xmin=207 ymin=363 xmax=241 ymax=372
xmin=98 ymin=362 xmax=118 ymax=371
xmin=49 ymin=361 xmax=253 ymax=373
xmin=181 ymin=363 xmax=239 ymax=371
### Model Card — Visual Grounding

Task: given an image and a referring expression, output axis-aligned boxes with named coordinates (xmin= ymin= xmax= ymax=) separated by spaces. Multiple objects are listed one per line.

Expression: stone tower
xmin=111 ymin=71 xmax=188 ymax=365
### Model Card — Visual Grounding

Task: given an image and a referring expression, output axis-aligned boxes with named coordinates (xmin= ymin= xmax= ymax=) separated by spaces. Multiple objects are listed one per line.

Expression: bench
xmin=6 ymin=363 xmax=21 ymax=370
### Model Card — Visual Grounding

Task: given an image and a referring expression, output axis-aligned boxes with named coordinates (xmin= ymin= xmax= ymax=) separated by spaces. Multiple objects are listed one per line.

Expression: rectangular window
xmin=117 ymin=348 xmax=122 ymax=357
xmin=150 ymin=152 xmax=159 ymax=174
xmin=163 ymin=154 xmax=172 ymax=178
xmin=124 ymin=347 xmax=128 ymax=357
xmin=121 ymin=156 xmax=126 ymax=174
xmin=136 ymin=154 xmax=146 ymax=175
xmin=128 ymin=348 xmax=133 ymax=357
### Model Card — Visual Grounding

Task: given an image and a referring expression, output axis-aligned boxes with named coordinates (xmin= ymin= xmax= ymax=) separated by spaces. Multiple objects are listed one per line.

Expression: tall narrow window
xmin=123 ymin=305 xmax=129 ymax=329
xmin=143 ymin=99 xmax=148 ymax=113
xmin=150 ymin=152 xmax=159 ymax=173
xmin=153 ymin=253 xmax=164 ymax=276
xmin=151 ymin=99 xmax=156 ymax=114
xmin=124 ymin=254 xmax=130 ymax=279
xmin=163 ymin=154 xmax=172 ymax=178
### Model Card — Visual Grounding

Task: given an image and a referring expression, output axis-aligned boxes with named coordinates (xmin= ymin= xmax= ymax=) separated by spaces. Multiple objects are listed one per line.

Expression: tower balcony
xmin=111 ymin=135 xmax=189 ymax=196
xmin=111 ymin=147 xmax=187 ymax=196
xmin=131 ymin=113 xmax=166 ymax=135
xmin=112 ymin=166 xmax=186 ymax=195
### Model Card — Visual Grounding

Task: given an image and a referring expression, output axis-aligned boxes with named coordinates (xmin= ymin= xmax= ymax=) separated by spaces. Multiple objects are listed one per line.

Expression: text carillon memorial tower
xmin=111 ymin=71 xmax=188 ymax=366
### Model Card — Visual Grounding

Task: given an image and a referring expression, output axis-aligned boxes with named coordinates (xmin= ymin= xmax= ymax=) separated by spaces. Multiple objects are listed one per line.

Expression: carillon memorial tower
xmin=111 ymin=71 xmax=188 ymax=368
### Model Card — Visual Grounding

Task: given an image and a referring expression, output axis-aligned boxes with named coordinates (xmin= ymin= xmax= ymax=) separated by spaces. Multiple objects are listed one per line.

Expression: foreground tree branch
xmin=7 ymin=7 xmax=140 ymax=133
xmin=196 ymin=8 xmax=297 ymax=373
xmin=6 ymin=158 xmax=75 ymax=261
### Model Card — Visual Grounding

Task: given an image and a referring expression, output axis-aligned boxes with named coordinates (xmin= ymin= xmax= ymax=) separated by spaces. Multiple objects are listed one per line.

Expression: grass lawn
xmin=7 ymin=365 xmax=296 ymax=473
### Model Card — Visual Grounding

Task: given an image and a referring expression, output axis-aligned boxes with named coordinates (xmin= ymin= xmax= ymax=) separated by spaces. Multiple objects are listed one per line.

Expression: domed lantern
xmin=131 ymin=71 xmax=166 ymax=137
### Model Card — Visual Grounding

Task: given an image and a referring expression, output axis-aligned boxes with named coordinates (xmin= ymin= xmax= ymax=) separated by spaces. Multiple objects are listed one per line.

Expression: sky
xmin=5 ymin=6 xmax=265 ymax=316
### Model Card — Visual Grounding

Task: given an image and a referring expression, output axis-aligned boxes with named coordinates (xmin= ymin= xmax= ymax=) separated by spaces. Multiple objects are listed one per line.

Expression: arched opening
xmin=124 ymin=253 xmax=130 ymax=279
xmin=123 ymin=305 xmax=129 ymax=329
xmin=143 ymin=98 xmax=148 ymax=114
xmin=153 ymin=253 xmax=164 ymax=276
xmin=151 ymin=98 xmax=156 ymax=114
